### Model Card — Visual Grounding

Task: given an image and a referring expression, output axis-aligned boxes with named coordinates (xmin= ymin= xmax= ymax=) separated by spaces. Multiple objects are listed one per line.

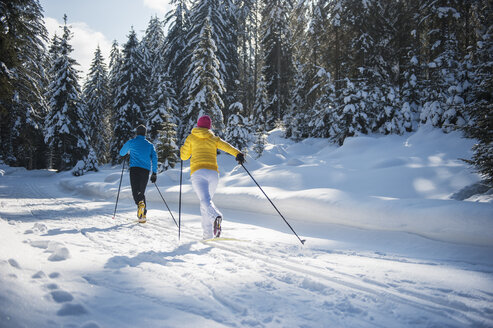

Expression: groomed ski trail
xmin=1 ymin=168 xmax=492 ymax=327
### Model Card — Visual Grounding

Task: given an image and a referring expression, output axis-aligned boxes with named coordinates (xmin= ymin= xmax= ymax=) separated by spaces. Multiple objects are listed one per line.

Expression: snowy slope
xmin=1 ymin=128 xmax=492 ymax=328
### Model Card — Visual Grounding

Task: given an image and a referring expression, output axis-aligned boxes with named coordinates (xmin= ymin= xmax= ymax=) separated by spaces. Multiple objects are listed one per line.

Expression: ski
xmin=202 ymin=237 xmax=249 ymax=242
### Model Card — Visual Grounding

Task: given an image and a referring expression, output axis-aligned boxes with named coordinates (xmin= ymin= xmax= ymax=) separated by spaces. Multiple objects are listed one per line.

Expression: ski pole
xmin=241 ymin=163 xmax=306 ymax=245
xmin=154 ymin=182 xmax=178 ymax=228
xmin=178 ymin=160 xmax=183 ymax=241
xmin=112 ymin=157 xmax=126 ymax=220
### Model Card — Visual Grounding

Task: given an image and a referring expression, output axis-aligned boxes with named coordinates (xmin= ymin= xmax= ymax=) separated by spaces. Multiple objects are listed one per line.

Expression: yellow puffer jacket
xmin=180 ymin=127 xmax=240 ymax=175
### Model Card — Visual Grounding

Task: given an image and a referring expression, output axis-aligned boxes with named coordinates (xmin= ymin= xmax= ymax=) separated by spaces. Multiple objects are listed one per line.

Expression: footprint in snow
xmin=32 ymin=271 xmax=46 ymax=279
xmin=8 ymin=258 xmax=20 ymax=269
xmin=57 ymin=303 xmax=88 ymax=316
xmin=45 ymin=283 xmax=59 ymax=290
xmin=50 ymin=290 xmax=74 ymax=303
xmin=49 ymin=272 xmax=61 ymax=279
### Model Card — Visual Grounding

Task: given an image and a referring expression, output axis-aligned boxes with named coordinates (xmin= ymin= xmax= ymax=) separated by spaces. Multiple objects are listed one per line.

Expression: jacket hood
xmin=192 ymin=127 xmax=214 ymax=139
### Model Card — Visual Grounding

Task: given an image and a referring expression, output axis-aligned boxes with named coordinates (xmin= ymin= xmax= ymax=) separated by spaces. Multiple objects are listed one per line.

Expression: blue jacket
xmin=119 ymin=135 xmax=158 ymax=173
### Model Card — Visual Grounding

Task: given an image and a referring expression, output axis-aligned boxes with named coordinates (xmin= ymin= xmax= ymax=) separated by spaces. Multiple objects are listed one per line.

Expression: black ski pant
xmin=129 ymin=167 xmax=150 ymax=206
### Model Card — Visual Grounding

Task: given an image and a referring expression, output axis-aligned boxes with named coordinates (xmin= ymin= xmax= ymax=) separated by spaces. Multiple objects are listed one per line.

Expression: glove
xmin=236 ymin=153 xmax=245 ymax=165
xmin=150 ymin=172 xmax=157 ymax=183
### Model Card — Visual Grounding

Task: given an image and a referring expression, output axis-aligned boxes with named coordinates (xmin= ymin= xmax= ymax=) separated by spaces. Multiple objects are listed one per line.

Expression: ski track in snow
xmin=1 ymin=169 xmax=493 ymax=328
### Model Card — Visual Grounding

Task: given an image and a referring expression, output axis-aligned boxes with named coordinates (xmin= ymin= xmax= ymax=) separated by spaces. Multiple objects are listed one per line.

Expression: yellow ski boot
xmin=137 ymin=200 xmax=146 ymax=223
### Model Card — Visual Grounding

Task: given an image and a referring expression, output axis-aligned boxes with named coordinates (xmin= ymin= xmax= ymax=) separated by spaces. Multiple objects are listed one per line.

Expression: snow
xmin=1 ymin=128 xmax=492 ymax=327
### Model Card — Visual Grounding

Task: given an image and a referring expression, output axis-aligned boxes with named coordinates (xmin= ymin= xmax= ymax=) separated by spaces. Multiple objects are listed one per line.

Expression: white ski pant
xmin=191 ymin=169 xmax=222 ymax=239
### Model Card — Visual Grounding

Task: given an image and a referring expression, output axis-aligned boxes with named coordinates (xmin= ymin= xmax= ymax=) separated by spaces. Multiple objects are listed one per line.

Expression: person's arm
xmin=217 ymin=138 xmax=240 ymax=157
xmin=119 ymin=140 xmax=131 ymax=157
xmin=151 ymin=145 xmax=158 ymax=174
xmin=180 ymin=136 xmax=192 ymax=160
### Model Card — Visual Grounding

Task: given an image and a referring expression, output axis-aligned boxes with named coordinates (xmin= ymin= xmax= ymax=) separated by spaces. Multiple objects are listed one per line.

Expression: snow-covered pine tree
xmin=325 ymin=0 xmax=348 ymax=92
xmin=252 ymin=128 xmax=267 ymax=159
xmin=376 ymin=86 xmax=406 ymax=135
xmin=330 ymin=78 xmax=369 ymax=145
xmin=367 ymin=1 xmax=407 ymax=134
xmin=0 ymin=0 xmax=49 ymax=169
xmin=155 ymin=115 xmax=179 ymax=171
xmin=251 ymin=73 xmax=269 ymax=133
xmin=108 ymin=40 xmax=122 ymax=140
xmin=83 ymin=46 xmax=111 ymax=164
xmin=220 ymin=0 xmax=241 ymax=118
xmin=44 ymin=15 xmax=91 ymax=172
xmin=148 ymin=69 xmax=179 ymax=143
xmin=141 ymin=16 xmax=165 ymax=129
xmin=235 ymin=0 xmax=257 ymax=116
xmin=400 ymin=1 xmax=422 ymax=132
xmin=304 ymin=0 xmax=326 ymax=111
xmin=181 ymin=0 xmax=239 ymax=121
xmin=286 ymin=61 xmax=308 ymax=140
xmin=285 ymin=0 xmax=310 ymax=140
xmin=163 ymin=0 xmax=189 ymax=133
xmin=143 ymin=16 xmax=179 ymax=142
xmin=182 ymin=16 xmax=225 ymax=137
xmin=110 ymin=28 xmax=148 ymax=164
xmin=462 ymin=0 xmax=493 ymax=186
xmin=259 ymin=0 xmax=295 ymax=130
xmin=308 ymin=68 xmax=336 ymax=139
xmin=225 ymin=102 xmax=251 ymax=151
xmin=420 ymin=1 xmax=466 ymax=131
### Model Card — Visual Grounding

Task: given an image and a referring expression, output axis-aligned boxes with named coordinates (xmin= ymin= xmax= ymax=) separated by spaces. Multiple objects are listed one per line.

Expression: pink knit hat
xmin=197 ymin=115 xmax=212 ymax=129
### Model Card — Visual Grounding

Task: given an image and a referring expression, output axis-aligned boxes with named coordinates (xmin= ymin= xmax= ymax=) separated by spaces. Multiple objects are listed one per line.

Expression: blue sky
xmin=40 ymin=0 xmax=173 ymax=78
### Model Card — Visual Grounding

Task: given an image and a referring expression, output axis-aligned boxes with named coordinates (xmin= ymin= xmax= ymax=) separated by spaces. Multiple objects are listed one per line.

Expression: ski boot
xmin=213 ymin=216 xmax=222 ymax=238
xmin=137 ymin=200 xmax=146 ymax=223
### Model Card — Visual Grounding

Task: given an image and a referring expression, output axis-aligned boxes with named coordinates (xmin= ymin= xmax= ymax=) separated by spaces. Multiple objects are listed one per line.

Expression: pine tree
xmin=462 ymin=0 xmax=493 ymax=186
xmin=286 ymin=0 xmax=310 ymax=140
xmin=148 ymin=70 xmax=179 ymax=143
xmin=220 ymin=0 xmax=241 ymax=118
xmin=420 ymin=1 xmax=466 ymax=131
xmin=143 ymin=16 xmax=179 ymax=142
xmin=252 ymin=128 xmax=267 ymax=159
xmin=286 ymin=61 xmax=308 ymax=140
xmin=225 ymin=103 xmax=251 ymax=151
xmin=83 ymin=46 xmax=111 ymax=164
xmin=155 ymin=116 xmax=179 ymax=171
xmin=251 ymin=73 xmax=269 ymax=132
xmin=182 ymin=16 xmax=225 ymax=136
xmin=259 ymin=0 xmax=295 ymax=130
xmin=307 ymin=68 xmax=336 ymax=138
xmin=236 ymin=0 xmax=257 ymax=116
xmin=400 ymin=1 xmax=422 ymax=132
xmin=141 ymin=16 xmax=165 ymax=126
xmin=0 ymin=0 xmax=49 ymax=168
xmin=108 ymin=40 xmax=122 ymax=139
xmin=163 ymin=0 xmax=189 ymax=134
xmin=44 ymin=15 xmax=91 ymax=172
xmin=110 ymin=28 xmax=148 ymax=164
xmin=331 ymin=78 xmax=369 ymax=145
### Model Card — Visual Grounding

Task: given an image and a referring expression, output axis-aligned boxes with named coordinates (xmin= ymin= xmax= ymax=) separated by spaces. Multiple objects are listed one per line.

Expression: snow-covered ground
xmin=1 ymin=127 xmax=492 ymax=328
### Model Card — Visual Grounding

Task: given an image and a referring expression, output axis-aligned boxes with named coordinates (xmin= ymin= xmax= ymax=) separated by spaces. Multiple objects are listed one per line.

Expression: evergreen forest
xmin=0 ymin=0 xmax=491 ymax=184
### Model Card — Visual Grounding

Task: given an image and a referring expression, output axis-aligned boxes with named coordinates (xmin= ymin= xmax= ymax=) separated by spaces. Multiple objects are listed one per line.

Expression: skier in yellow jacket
xmin=180 ymin=115 xmax=245 ymax=239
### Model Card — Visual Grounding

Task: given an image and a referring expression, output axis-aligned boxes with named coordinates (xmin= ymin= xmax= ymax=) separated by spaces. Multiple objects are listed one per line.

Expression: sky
xmin=39 ymin=0 xmax=174 ymax=79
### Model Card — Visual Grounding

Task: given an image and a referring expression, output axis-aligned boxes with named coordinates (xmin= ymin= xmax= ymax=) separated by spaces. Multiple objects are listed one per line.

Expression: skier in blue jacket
xmin=119 ymin=125 xmax=158 ymax=223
